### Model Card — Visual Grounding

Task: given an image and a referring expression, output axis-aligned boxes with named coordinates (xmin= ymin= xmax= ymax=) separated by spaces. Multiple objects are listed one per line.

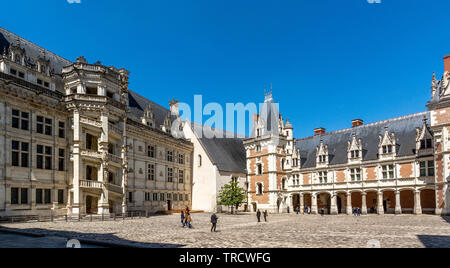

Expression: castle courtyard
xmin=1 ymin=213 xmax=449 ymax=248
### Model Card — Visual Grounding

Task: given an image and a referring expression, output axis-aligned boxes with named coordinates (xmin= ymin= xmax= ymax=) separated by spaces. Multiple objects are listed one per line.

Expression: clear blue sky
xmin=3 ymin=0 xmax=450 ymax=138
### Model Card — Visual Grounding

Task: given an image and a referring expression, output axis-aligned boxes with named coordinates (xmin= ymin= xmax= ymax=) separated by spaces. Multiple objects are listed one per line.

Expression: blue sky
xmin=2 ymin=0 xmax=450 ymax=138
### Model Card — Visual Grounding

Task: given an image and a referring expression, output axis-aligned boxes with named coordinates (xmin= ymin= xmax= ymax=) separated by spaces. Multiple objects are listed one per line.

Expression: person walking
xmin=181 ymin=210 xmax=186 ymax=227
xmin=211 ymin=213 xmax=218 ymax=232
xmin=263 ymin=210 xmax=268 ymax=222
xmin=256 ymin=209 xmax=261 ymax=223
xmin=185 ymin=212 xmax=192 ymax=228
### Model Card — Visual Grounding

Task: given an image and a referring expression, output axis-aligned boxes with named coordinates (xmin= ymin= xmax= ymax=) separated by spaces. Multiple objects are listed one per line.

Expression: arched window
xmin=256 ymin=183 xmax=263 ymax=195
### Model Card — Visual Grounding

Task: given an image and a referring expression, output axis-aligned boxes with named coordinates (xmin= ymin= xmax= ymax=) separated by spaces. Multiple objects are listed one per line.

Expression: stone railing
xmin=80 ymin=149 xmax=102 ymax=160
xmin=105 ymin=183 xmax=123 ymax=194
xmin=109 ymin=123 xmax=123 ymax=136
xmin=80 ymin=116 xmax=102 ymax=128
xmin=79 ymin=180 xmax=103 ymax=189
xmin=108 ymin=154 xmax=122 ymax=164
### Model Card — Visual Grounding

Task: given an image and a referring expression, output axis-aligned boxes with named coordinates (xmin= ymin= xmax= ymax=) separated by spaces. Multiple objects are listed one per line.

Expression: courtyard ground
xmin=0 ymin=213 xmax=449 ymax=248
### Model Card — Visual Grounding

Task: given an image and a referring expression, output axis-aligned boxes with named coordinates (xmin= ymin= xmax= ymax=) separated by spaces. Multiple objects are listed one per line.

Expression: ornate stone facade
xmin=0 ymin=28 xmax=193 ymax=217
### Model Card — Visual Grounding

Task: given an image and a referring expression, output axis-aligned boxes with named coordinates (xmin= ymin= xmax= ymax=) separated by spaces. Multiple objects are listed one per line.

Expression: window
xmin=44 ymin=82 xmax=49 ymax=88
xmin=318 ymin=155 xmax=327 ymax=163
xmin=232 ymin=177 xmax=238 ymax=184
xmin=179 ymin=194 xmax=184 ymax=201
xmin=420 ymin=161 xmax=435 ymax=177
xmin=256 ymin=183 xmax=263 ymax=195
xmin=256 ymin=163 xmax=263 ymax=175
xmin=37 ymin=79 xmax=42 ymax=85
xmin=36 ymin=189 xmax=43 ymax=204
xmin=167 ymin=193 xmax=172 ymax=200
xmin=148 ymin=164 xmax=155 ymax=180
xmin=37 ymin=116 xmax=52 ymax=136
xmin=148 ymin=146 xmax=155 ymax=158
xmin=21 ymin=188 xmax=28 ymax=205
xmin=160 ymin=193 xmax=165 ymax=201
xmin=350 ymin=150 xmax=360 ymax=159
xmin=86 ymin=166 xmax=98 ymax=181
xmin=145 ymin=192 xmax=151 ymax=201
xmin=37 ymin=145 xmax=52 ymax=170
xmin=12 ymin=109 xmax=29 ymax=130
xmin=350 ymin=168 xmax=362 ymax=181
xmin=86 ymin=87 xmax=97 ymax=95
xmin=168 ymin=168 xmax=173 ymax=182
xmin=153 ymin=193 xmax=158 ymax=201
xmin=174 ymin=194 xmax=178 ymax=201
xmin=12 ymin=141 xmax=29 ymax=167
xmin=58 ymin=122 xmax=65 ymax=138
xmin=86 ymin=133 xmax=98 ymax=150
xmin=167 ymin=151 xmax=173 ymax=162
xmin=382 ymin=165 xmax=395 ymax=179
xmin=58 ymin=190 xmax=64 ymax=205
xmin=106 ymin=91 xmax=114 ymax=99
xmin=58 ymin=149 xmax=65 ymax=171
xmin=318 ymin=172 xmax=328 ymax=183
xmin=198 ymin=155 xmax=202 ymax=167
xmin=10 ymin=68 xmax=17 ymax=76
xmin=11 ymin=188 xmax=19 ymax=205
xmin=185 ymin=194 xmax=189 ymax=201
xmin=382 ymin=145 xmax=393 ymax=154
xmin=178 ymin=154 xmax=185 ymax=164
xmin=18 ymin=72 xmax=25 ymax=79
xmin=420 ymin=139 xmax=433 ymax=150
xmin=44 ymin=189 xmax=51 ymax=204
xmin=128 ymin=192 xmax=133 ymax=203
xmin=179 ymin=170 xmax=184 ymax=184
xmin=256 ymin=145 xmax=262 ymax=152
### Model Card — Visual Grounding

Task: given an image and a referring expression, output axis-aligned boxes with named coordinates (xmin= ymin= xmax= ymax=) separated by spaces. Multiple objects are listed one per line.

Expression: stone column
xmin=361 ymin=192 xmax=368 ymax=215
xmin=414 ymin=190 xmax=422 ymax=215
xmin=346 ymin=192 xmax=352 ymax=215
xmin=311 ymin=193 xmax=318 ymax=215
xmin=395 ymin=190 xmax=402 ymax=215
xmin=330 ymin=193 xmax=338 ymax=215
xmin=98 ymin=112 xmax=110 ymax=215
xmin=377 ymin=191 xmax=384 ymax=215
xmin=72 ymin=111 xmax=81 ymax=215
xmin=299 ymin=193 xmax=304 ymax=214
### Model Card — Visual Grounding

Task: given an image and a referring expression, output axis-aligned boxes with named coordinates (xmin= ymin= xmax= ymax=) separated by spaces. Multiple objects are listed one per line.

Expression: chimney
xmin=169 ymin=98 xmax=179 ymax=116
xmin=352 ymin=119 xmax=364 ymax=128
xmin=444 ymin=55 xmax=450 ymax=73
xmin=314 ymin=127 xmax=326 ymax=136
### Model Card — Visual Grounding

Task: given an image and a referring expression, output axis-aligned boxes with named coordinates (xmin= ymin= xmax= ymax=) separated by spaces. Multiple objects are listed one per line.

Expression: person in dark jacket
xmin=181 ymin=211 xmax=185 ymax=227
xmin=211 ymin=213 xmax=218 ymax=232
xmin=256 ymin=210 xmax=261 ymax=222
xmin=263 ymin=210 xmax=268 ymax=222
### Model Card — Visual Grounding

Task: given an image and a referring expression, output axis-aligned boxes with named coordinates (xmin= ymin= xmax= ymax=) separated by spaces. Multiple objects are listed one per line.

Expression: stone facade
xmin=0 ymin=28 xmax=193 ymax=217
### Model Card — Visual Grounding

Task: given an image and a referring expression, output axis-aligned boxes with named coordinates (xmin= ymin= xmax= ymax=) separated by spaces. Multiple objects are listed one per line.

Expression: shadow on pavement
xmin=442 ymin=216 xmax=450 ymax=224
xmin=0 ymin=226 xmax=185 ymax=248
xmin=417 ymin=235 xmax=450 ymax=248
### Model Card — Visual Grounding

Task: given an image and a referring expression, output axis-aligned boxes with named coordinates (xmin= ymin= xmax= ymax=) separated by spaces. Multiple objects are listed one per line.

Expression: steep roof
xmin=296 ymin=112 xmax=430 ymax=168
xmin=127 ymin=90 xmax=176 ymax=132
xmin=190 ymin=123 xmax=247 ymax=173
xmin=0 ymin=27 xmax=72 ymax=75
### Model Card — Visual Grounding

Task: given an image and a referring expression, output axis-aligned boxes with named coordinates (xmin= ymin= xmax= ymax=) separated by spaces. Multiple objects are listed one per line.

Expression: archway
xmin=400 ymin=189 xmax=415 ymax=214
xmin=292 ymin=194 xmax=300 ymax=212
xmin=86 ymin=195 xmax=98 ymax=215
xmin=303 ymin=193 xmax=312 ymax=214
xmin=351 ymin=192 xmax=362 ymax=210
xmin=366 ymin=191 xmax=378 ymax=214
xmin=383 ymin=190 xmax=396 ymax=214
xmin=421 ymin=189 xmax=436 ymax=214
xmin=336 ymin=192 xmax=347 ymax=214
xmin=317 ymin=192 xmax=331 ymax=214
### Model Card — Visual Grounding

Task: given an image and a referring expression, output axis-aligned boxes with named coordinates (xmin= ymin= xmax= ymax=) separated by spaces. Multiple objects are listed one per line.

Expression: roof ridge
xmin=296 ymin=111 xmax=429 ymax=141
xmin=0 ymin=27 xmax=72 ymax=64
xmin=189 ymin=121 xmax=247 ymax=139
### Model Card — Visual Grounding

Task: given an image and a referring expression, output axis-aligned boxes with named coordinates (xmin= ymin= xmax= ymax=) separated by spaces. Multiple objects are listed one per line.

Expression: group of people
xmin=180 ymin=207 xmax=193 ymax=228
xmin=256 ymin=209 xmax=269 ymax=222
xmin=353 ymin=207 xmax=362 ymax=216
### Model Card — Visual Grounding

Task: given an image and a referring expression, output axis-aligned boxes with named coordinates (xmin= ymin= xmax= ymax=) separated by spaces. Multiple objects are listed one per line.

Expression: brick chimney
xmin=352 ymin=119 xmax=364 ymax=128
xmin=314 ymin=127 xmax=326 ymax=136
xmin=445 ymin=55 xmax=450 ymax=73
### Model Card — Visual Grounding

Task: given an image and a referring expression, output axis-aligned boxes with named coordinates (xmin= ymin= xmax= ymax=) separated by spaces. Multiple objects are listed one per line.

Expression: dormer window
xmin=348 ymin=133 xmax=362 ymax=161
xmin=316 ymin=139 xmax=329 ymax=166
xmin=350 ymin=150 xmax=359 ymax=158
xmin=416 ymin=118 xmax=434 ymax=154
xmin=378 ymin=127 xmax=396 ymax=157
xmin=420 ymin=139 xmax=432 ymax=149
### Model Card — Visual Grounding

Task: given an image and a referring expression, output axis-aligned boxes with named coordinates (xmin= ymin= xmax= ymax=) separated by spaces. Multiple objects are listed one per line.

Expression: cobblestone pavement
xmin=1 ymin=213 xmax=449 ymax=248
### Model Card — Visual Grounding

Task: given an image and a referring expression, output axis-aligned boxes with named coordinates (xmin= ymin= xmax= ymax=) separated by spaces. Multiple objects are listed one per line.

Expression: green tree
xmin=218 ymin=181 xmax=247 ymax=214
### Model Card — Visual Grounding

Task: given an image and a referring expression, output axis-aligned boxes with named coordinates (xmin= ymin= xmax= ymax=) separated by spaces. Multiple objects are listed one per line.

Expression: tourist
xmin=185 ymin=213 xmax=192 ymax=228
xmin=263 ymin=210 xmax=268 ymax=222
xmin=211 ymin=213 xmax=218 ymax=232
xmin=181 ymin=210 xmax=186 ymax=227
xmin=256 ymin=209 xmax=261 ymax=222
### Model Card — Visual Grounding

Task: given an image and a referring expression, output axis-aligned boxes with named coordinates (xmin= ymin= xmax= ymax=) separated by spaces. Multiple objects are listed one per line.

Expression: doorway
xmin=167 ymin=200 xmax=172 ymax=211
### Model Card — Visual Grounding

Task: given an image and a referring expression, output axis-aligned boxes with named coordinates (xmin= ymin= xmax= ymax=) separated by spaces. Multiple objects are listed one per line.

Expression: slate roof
xmin=127 ymin=90 xmax=177 ymax=132
xmin=190 ymin=123 xmax=247 ymax=173
xmin=0 ymin=27 xmax=72 ymax=75
xmin=296 ymin=112 xmax=430 ymax=168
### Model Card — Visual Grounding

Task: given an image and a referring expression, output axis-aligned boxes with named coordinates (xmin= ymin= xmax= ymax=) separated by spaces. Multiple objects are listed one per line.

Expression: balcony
xmin=80 ymin=149 xmax=102 ymax=161
xmin=108 ymin=123 xmax=123 ymax=137
xmin=80 ymin=180 xmax=103 ymax=189
xmin=105 ymin=183 xmax=124 ymax=195
xmin=108 ymin=154 xmax=122 ymax=166
xmin=80 ymin=116 xmax=102 ymax=129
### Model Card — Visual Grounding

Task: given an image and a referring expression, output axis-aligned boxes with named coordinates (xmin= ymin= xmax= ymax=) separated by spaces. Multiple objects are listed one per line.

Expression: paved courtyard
xmin=1 ymin=213 xmax=449 ymax=248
